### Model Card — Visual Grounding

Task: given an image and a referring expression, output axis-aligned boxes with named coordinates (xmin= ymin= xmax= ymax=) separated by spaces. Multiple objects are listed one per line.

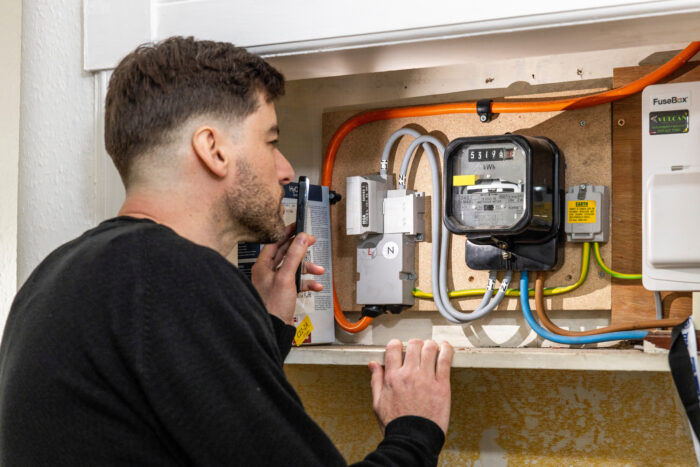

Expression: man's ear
xmin=192 ymin=125 xmax=230 ymax=179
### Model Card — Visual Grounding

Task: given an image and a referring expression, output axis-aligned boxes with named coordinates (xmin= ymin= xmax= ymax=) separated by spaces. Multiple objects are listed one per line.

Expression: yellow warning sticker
xmin=567 ymin=200 xmax=597 ymax=224
xmin=294 ymin=315 xmax=314 ymax=347
xmin=453 ymin=175 xmax=477 ymax=186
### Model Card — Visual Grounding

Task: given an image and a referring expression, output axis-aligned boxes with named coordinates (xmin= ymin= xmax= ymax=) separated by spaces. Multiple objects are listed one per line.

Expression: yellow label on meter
xmin=294 ymin=315 xmax=314 ymax=346
xmin=567 ymin=200 xmax=597 ymax=223
xmin=453 ymin=175 xmax=477 ymax=186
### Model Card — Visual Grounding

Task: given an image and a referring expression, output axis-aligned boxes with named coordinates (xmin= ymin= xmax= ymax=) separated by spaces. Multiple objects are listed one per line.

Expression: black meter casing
xmin=443 ymin=134 xmax=564 ymax=271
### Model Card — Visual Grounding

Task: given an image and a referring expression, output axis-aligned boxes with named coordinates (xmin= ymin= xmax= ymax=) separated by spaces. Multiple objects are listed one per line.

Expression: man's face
xmin=223 ymin=94 xmax=294 ymax=243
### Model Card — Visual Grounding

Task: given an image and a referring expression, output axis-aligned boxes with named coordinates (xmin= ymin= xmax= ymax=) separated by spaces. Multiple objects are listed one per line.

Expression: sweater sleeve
xmin=139 ymin=235 xmax=444 ymax=466
xmin=269 ymin=315 xmax=296 ymax=360
xmin=351 ymin=416 xmax=445 ymax=467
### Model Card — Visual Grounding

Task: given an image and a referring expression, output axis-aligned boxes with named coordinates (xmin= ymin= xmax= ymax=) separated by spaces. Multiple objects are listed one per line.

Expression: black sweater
xmin=0 ymin=217 xmax=444 ymax=466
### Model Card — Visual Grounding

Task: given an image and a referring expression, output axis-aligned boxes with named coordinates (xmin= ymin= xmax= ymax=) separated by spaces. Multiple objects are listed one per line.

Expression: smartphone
xmin=295 ymin=176 xmax=310 ymax=293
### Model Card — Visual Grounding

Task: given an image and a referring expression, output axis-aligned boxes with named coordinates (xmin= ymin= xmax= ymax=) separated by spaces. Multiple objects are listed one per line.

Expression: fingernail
xmin=296 ymin=234 xmax=305 ymax=245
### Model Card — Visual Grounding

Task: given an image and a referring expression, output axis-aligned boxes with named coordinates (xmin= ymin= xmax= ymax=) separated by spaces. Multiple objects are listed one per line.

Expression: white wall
xmin=17 ymin=0 xmax=96 ymax=287
xmin=0 ymin=0 xmax=22 ymax=328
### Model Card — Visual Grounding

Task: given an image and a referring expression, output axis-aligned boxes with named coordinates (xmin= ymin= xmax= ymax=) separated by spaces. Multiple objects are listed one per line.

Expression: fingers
xmin=271 ymin=224 xmax=297 ymax=263
xmin=282 ymin=222 xmax=297 ymax=240
xmin=403 ymin=339 xmax=423 ymax=369
xmin=256 ymin=243 xmax=278 ymax=268
xmin=368 ymin=361 xmax=384 ymax=406
xmin=272 ymin=235 xmax=294 ymax=266
xmin=298 ymin=262 xmax=325 ymax=291
xmin=277 ymin=233 xmax=316 ymax=276
xmin=300 ymin=279 xmax=323 ymax=292
xmin=384 ymin=339 xmax=403 ymax=373
xmin=275 ymin=238 xmax=325 ymax=275
xmin=258 ymin=223 xmax=295 ymax=266
xmin=383 ymin=339 xmax=446 ymax=375
xmin=436 ymin=342 xmax=455 ymax=383
xmin=420 ymin=340 xmax=439 ymax=378
xmin=302 ymin=262 xmax=325 ymax=276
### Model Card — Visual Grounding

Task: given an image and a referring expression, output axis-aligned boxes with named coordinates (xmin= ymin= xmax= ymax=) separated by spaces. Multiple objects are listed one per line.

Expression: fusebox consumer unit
xmin=642 ymin=80 xmax=700 ymax=291
xmin=443 ymin=134 xmax=564 ymax=270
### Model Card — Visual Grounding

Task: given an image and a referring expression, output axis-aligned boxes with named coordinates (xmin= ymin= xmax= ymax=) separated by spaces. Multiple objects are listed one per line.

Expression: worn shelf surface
xmin=287 ymin=346 xmax=672 ymax=372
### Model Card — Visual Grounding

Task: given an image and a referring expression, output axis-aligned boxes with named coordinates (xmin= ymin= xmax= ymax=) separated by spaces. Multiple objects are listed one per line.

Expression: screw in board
xmin=617 ymin=119 xmax=626 ymax=127
xmin=579 ymin=120 xmax=586 ymax=127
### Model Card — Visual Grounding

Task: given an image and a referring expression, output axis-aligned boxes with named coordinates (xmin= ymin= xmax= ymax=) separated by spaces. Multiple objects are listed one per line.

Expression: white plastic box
xmin=642 ymin=80 xmax=700 ymax=291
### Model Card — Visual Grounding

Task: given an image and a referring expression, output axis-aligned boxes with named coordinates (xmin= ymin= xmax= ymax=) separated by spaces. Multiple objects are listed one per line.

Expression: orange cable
xmin=332 ymin=287 xmax=373 ymax=333
xmin=534 ymin=273 xmax=688 ymax=336
xmin=324 ymin=42 xmax=700 ymax=333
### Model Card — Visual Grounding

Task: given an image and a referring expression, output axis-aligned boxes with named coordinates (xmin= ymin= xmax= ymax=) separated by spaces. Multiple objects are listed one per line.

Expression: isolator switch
xmin=346 ymin=175 xmax=392 ymax=235
xmin=564 ymin=184 xmax=609 ymax=242
xmin=346 ymin=175 xmax=425 ymax=311
xmin=383 ymin=189 xmax=425 ymax=236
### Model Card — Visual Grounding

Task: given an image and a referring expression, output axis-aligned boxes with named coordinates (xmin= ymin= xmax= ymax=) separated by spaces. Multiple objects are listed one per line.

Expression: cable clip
xmin=477 ymin=99 xmax=495 ymax=123
xmin=329 ymin=190 xmax=342 ymax=205
xmin=361 ymin=305 xmax=386 ymax=318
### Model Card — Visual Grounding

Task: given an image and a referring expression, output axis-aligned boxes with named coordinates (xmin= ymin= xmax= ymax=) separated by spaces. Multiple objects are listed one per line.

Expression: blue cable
xmin=519 ymin=271 xmax=648 ymax=345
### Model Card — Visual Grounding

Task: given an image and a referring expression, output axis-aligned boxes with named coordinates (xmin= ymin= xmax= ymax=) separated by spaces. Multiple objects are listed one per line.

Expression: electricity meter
xmin=444 ymin=134 xmax=564 ymax=270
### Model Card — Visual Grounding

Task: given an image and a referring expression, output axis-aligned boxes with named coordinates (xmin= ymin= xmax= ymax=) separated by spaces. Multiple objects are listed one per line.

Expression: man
xmin=0 ymin=36 xmax=453 ymax=466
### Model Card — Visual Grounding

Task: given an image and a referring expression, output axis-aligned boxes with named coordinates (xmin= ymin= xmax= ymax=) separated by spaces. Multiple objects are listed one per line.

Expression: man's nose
xmin=276 ymin=149 xmax=294 ymax=185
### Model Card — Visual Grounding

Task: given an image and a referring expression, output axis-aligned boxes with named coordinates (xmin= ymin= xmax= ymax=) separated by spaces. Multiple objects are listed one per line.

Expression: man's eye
xmin=268 ymin=140 xmax=279 ymax=148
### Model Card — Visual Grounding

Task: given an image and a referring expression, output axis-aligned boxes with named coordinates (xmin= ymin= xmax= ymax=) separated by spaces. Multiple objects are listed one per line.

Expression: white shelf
xmin=287 ymin=346 xmax=671 ymax=372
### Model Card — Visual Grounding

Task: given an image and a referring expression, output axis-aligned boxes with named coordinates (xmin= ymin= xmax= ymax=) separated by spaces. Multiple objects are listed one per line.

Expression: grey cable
xmin=438 ymin=223 xmax=513 ymax=321
xmin=397 ymin=133 xmax=438 ymax=188
xmin=654 ymin=291 xmax=664 ymax=320
xmin=379 ymin=127 xmax=436 ymax=180
xmin=398 ymin=134 xmax=507 ymax=323
xmin=478 ymin=271 xmax=498 ymax=310
xmin=401 ymin=135 xmax=459 ymax=323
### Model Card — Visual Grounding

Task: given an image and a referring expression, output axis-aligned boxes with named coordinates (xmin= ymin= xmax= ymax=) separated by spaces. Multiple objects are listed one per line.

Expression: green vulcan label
xmin=649 ymin=109 xmax=689 ymax=135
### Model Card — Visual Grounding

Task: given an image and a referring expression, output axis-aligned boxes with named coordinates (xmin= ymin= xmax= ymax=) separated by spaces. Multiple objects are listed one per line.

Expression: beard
xmin=225 ymin=159 xmax=286 ymax=244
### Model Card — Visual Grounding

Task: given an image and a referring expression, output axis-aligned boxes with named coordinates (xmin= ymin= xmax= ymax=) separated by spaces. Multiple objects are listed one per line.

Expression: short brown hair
xmin=104 ymin=36 xmax=285 ymax=182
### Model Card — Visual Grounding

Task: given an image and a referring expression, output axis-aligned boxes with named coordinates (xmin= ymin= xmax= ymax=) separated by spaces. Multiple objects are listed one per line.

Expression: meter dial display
xmin=451 ymin=142 xmax=528 ymax=230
